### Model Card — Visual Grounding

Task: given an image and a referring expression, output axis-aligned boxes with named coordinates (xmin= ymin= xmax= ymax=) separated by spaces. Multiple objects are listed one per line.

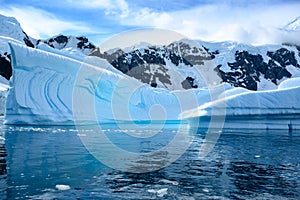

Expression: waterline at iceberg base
xmin=5 ymin=42 xmax=300 ymax=130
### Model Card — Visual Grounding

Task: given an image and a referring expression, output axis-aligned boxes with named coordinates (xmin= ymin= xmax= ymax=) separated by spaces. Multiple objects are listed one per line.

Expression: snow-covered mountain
xmin=0 ymin=14 xmax=95 ymax=81
xmin=37 ymin=34 xmax=95 ymax=56
xmin=0 ymin=13 xmax=300 ymax=92
xmin=202 ymin=41 xmax=300 ymax=90
xmin=91 ymin=39 xmax=218 ymax=90
xmin=92 ymin=40 xmax=300 ymax=91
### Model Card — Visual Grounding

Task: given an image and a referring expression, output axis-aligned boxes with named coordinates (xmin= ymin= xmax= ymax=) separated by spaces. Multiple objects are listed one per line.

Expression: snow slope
xmin=6 ymin=42 xmax=228 ymax=125
xmin=0 ymin=14 xmax=31 ymax=44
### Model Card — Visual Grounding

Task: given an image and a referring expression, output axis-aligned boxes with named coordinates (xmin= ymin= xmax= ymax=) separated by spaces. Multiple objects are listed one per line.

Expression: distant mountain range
xmin=0 ymin=14 xmax=300 ymax=91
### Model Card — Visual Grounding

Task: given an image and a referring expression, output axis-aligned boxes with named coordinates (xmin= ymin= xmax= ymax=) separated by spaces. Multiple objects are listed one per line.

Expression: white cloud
xmin=0 ymin=6 xmax=92 ymax=39
xmin=123 ymin=8 xmax=173 ymax=28
xmin=1 ymin=1 xmax=299 ymax=45
xmin=66 ymin=0 xmax=129 ymax=18
xmin=119 ymin=2 xmax=300 ymax=45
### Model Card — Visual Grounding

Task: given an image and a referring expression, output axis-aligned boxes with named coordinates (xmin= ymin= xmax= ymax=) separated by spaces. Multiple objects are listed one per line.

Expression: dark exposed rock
xmin=267 ymin=48 xmax=299 ymax=68
xmin=167 ymin=42 xmax=212 ymax=65
xmin=38 ymin=34 xmax=95 ymax=55
xmin=181 ymin=77 xmax=198 ymax=89
xmin=89 ymin=47 xmax=102 ymax=57
xmin=76 ymin=36 xmax=88 ymax=43
xmin=76 ymin=36 xmax=96 ymax=50
xmin=54 ymin=35 xmax=68 ymax=44
xmin=202 ymin=45 xmax=220 ymax=59
xmin=90 ymin=42 xmax=213 ymax=89
xmin=101 ymin=47 xmax=168 ymax=74
xmin=0 ymin=53 xmax=12 ymax=80
xmin=150 ymin=82 xmax=157 ymax=88
xmin=217 ymin=48 xmax=299 ymax=90
xmin=22 ymin=31 xmax=34 ymax=48
xmin=125 ymin=63 xmax=172 ymax=88
xmin=40 ymin=35 xmax=68 ymax=49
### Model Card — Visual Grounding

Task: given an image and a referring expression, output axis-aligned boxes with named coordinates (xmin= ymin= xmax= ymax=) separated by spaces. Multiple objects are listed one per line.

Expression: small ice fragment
xmin=147 ymin=189 xmax=156 ymax=194
xmin=203 ymin=188 xmax=209 ymax=193
xmin=147 ymin=188 xmax=168 ymax=197
xmin=160 ymin=179 xmax=179 ymax=185
xmin=255 ymin=155 xmax=261 ymax=158
xmin=55 ymin=184 xmax=71 ymax=191
xmin=157 ymin=188 xmax=168 ymax=197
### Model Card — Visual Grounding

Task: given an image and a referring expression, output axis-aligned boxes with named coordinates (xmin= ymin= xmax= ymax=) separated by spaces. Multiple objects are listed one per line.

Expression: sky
xmin=0 ymin=0 xmax=300 ymax=45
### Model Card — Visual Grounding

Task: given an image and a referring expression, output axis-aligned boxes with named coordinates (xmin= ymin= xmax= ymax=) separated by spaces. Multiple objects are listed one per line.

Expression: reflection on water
xmin=0 ymin=125 xmax=299 ymax=199
xmin=0 ymin=131 xmax=7 ymax=199
xmin=228 ymin=162 xmax=299 ymax=198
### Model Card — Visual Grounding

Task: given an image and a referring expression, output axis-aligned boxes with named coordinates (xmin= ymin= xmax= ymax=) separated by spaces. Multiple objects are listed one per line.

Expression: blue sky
xmin=0 ymin=0 xmax=300 ymax=45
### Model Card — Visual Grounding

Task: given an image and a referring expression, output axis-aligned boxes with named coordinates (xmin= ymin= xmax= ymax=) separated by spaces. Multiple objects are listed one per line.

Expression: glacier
xmin=6 ymin=42 xmax=227 ymax=125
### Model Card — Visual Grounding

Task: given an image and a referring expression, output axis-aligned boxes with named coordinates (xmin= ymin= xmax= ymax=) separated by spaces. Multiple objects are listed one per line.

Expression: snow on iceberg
xmin=182 ymin=79 xmax=300 ymax=129
xmin=6 ymin=42 xmax=225 ymax=125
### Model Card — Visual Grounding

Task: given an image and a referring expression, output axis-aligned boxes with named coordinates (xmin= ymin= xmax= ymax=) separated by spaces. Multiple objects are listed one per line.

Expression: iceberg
xmin=182 ymin=78 xmax=300 ymax=130
xmin=6 ymin=42 xmax=225 ymax=125
xmin=6 ymin=42 xmax=300 ymax=130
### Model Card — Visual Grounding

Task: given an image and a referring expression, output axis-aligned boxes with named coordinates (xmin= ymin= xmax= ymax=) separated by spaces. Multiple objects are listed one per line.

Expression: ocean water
xmin=0 ymin=120 xmax=299 ymax=199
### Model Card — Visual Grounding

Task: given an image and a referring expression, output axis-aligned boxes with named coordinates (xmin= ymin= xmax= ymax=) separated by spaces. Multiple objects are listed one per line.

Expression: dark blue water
xmin=0 ymin=122 xmax=299 ymax=199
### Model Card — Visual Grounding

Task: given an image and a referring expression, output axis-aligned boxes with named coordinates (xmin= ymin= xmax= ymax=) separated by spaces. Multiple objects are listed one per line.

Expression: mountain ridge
xmin=0 ymin=13 xmax=300 ymax=91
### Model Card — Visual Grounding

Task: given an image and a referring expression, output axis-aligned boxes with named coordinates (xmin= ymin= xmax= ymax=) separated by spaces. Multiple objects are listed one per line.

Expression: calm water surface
xmin=0 ymin=121 xmax=299 ymax=199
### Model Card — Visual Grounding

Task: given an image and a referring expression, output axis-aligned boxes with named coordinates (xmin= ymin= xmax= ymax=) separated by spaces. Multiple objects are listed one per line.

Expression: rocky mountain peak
xmin=89 ymin=40 xmax=215 ymax=90
xmin=0 ymin=14 xmax=300 ymax=91
xmin=37 ymin=34 xmax=96 ymax=55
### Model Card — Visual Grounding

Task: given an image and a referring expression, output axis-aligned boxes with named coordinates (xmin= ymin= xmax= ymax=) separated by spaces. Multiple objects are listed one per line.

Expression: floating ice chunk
xmin=160 ymin=179 xmax=179 ymax=185
xmin=55 ymin=184 xmax=70 ymax=191
xmin=147 ymin=188 xmax=168 ymax=197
